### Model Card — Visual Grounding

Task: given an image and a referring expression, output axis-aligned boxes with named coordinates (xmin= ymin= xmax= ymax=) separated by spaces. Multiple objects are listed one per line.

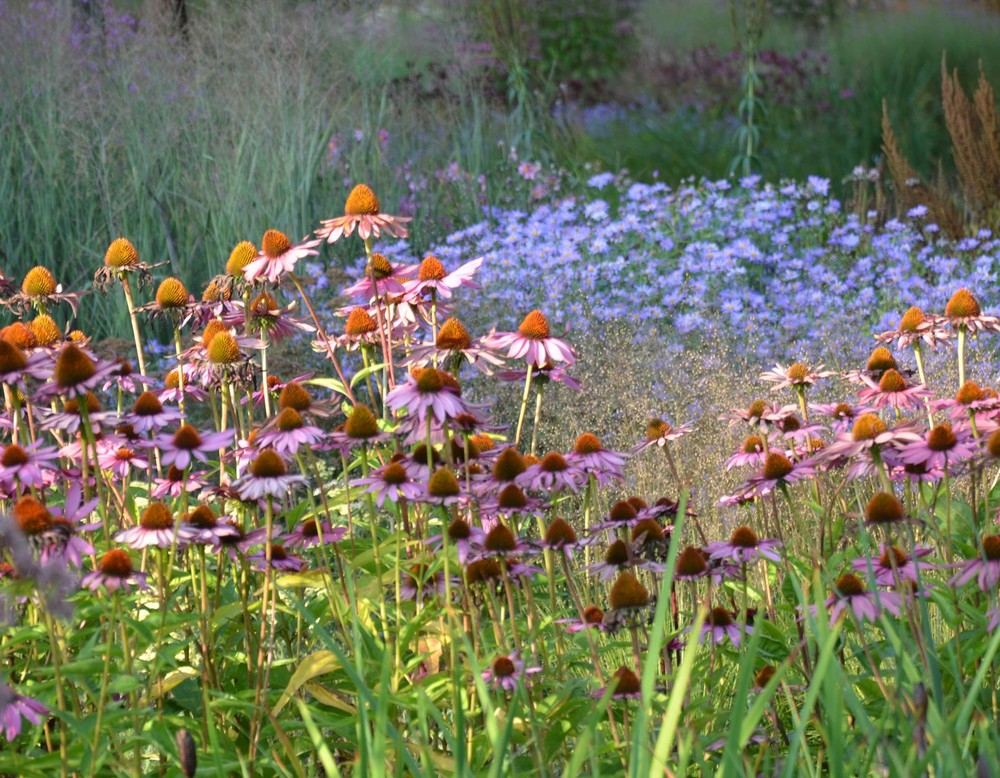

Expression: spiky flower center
xmin=471 ymin=434 xmax=494 ymax=452
xmin=63 ymin=392 xmax=101 ymax=415
xmin=30 ymin=315 xmax=61 ymax=346
xmin=202 ymin=280 xmax=228 ymax=302
xmin=448 ymin=518 xmax=471 ymax=541
xmin=539 ymin=452 xmax=568 ymax=473
xmin=2 ymin=323 xmax=37 ymax=349
xmin=156 ymin=278 xmax=189 ymax=309
xmin=878 ymin=369 xmax=907 ymax=393
xmin=299 ymin=519 xmax=321 ymax=538
xmin=741 ymin=435 xmax=764 ymax=454
xmin=466 ymin=558 xmax=501 ymax=583
xmin=13 ymin=495 xmax=52 ymax=534
xmin=99 ymin=550 xmax=134 ymax=577
xmin=573 ymin=433 xmax=602 ymax=455
xmin=865 ymin=492 xmax=904 ymax=524
xmin=879 ymin=545 xmax=908 ymax=568
xmin=677 ymin=546 xmax=708 ymax=576
xmin=0 ymin=340 xmax=27 ymax=374
xmin=54 ymin=344 xmax=96 ymax=388
xmin=786 ymin=362 xmax=810 ymax=382
xmin=251 ymin=450 xmax=287 ymax=478
xmin=418 ymin=256 xmax=446 ymax=281
xmin=261 ymin=229 xmax=292 ymax=258
xmin=497 ymin=484 xmax=527 ymax=509
xmin=251 ymin=291 xmax=278 ymax=312
xmin=708 ymin=607 xmax=733 ymax=626
xmin=133 ymin=391 xmax=164 ymax=416
xmin=485 ymin=523 xmax=517 ymax=552
xmin=583 ymin=606 xmax=604 ymax=624
xmin=833 ymin=403 xmax=854 ymax=420
xmin=982 ymin=535 xmax=1000 ymax=561
xmin=834 ymin=573 xmax=865 ymax=597
xmin=344 ymin=183 xmax=380 ymax=215
xmin=730 ymin=525 xmax=759 ymax=547
xmin=436 ymin=317 xmax=472 ymax=350
xmin=746 ymin=399 xmax=767 ymax=419
xmin=276 ymin=408 xmax=304 ymax=432
xmin=608 ymin=501 xmax=638 ymax=524
xmin=22 ymin=266 xmax=56 ymax=297
xmin=269 ymin=544 xmax=289 ymax=561
xmin=631 ymin=519 xmax=663 ymax=543
xmin=605 ymin=540 xmax=629 ymax=566
xmin=1 ymin=444 xmax=29 ymax=467
xmin=114 ymin=447 xmax=135 ymax=462
xmin=105 ymin=237 xmax=139 ymax=268
xmin=226 ymin=240 xmax=258 ymax=275
xmin=754 ymin=665 xmax=776 ymax=688
xmin=646 ymin=418 xmax=670 ymax=440
xmin=762 ymin=452 xmax=793 ymax=480
xmin=492 ymin=656 xmax=516 ymax=677
xmin=208 ymin=332 xmax=241 ymax=365
xmin=415 ymin=367 xmax=446 ymax=393
xmin=140 ymin=502 xmax=173 ymax=530
xmin=544 ymin=518 xmax=577 ymax=547
xmin=279 ymin=382 xmax=312 ymax=412
xmin=517 ymin=310 xmax=551 ymax=340
xmin=172 ymin=424 xmax=203 ymax=450
xmin=427 ymin=466 xmax=459 ymax=497
xmin=945 ymin=288 xmax=980 ymax=318
xmin=345 ymin=406 xmax=379 ymax=438
xmin=493 ymin=448 xmax=526 ymax=482
xmin=198 ymin=320 xmax=226 ymax=350
xmin=609 ymin=571 xmax=649 ymax=609
xmin=381 ymin=462 xmax=408 ymax=485
xmin=898 ymin=306 xmax=925 ymax=331
xmin=187 ymin=506 xmax=217 ymax=529
xmin=345 ymin=307 xmax=377 ymax=336
xmin=866 ymin=347 xmax=897 ymax=373
xmin=927 ymin=423 xmax=957 ymax=451
xmin=956 ymin=381 xmax=983 ymax=405
xmin=612 ymin=667 xmax=641 ymax=696
xmin=852 ymin=414 xmax=887 ymax=441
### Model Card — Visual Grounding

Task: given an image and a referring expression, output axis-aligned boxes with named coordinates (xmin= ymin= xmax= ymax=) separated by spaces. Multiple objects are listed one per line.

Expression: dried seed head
xmin=956 ymin=381 xmax=983 ymax=405
xmin=927 ymin=423 xmax=957 ymax=451
xmin=761 ymin=452 xmax=793 ymax=480
xmin=945 ymin=288 xmax=980 ymax=318
xmin=484 ymin=523 xmax=517 ymax=552
xmin=207 ymin=331 xmax=241 ymax=365
xmin=13 ymin=495 xmax=52 ymax=534
xmin=676 ymin=546 xmax=708 ymax=576
xmin=104 ymin=237 xmax=139 ymax=268
xmin=436 ymin=317 xmax=472 ymax=350
xmin=140 ymin=502 xmax=173 ymax=530
xmin=54 ymin=344 xmax=96 ymax=388
xmin=609 ymin=571 xmax=649 ymax=609
xmin=878 ymin=369 xmax=907 ymax=393
xmin=852 ymin=413 xmax=887 ymax=441
xmin=278 ymin=381 xmax=312 ymax=412
xmin=345 ymin=307 xmax=377 ymax=336
xmin=30 ymin=315 xmax=61 ymax=347
xmin=22 ymin=266 xmax=56 ymax=297
xmin=202 ymin=279 xmax=230 ymax=302
xmin=544 ymin=518 xmax=578 ymax=547
xmin=834 ymin=573 xmax=865 ymax=597
xmin=418 ymin=255 xmax=446 ymax=281
xmin=611 ymin=667 xmax=640 ymax=696
xmin=865 ymin=492 xmax=904 ymax=524
xmin=866 ymin=347 xmax=897 ymax=373
xmin=345 ymin=405 xmax=379 ymax=439
xmin=226 ymin=240 xmax=258 ymax=276
xmin=345 ymin=183 xmax=380 ymax=215
xmin=133 ymin=391 xmax=164 ymax=416
xmin=730 ymin=525 xmax=759 ymax=547
xmin=517 ymin=310 xmax=550 ymax=340
xmin=427 ymin=466 xmax=459 ymax=497
xmin=251 ymin=450 xmax=287 ymax=478
xmin=261 ymin=229 xmax=292 ymax=258
xmin=493 ymin=448 xmax=526 ymax=481
xmin=898 ymin=306 xmax=925 ymax=332
xmin=98 ymin=549 xmax=134 ymax=577
xmin=172 ymin=424 xmax=203 ymax=450
xmin=155 ymin=278 xmax=189 ymax=309
xmin=573 ymin=433 xmax=603 ymax=455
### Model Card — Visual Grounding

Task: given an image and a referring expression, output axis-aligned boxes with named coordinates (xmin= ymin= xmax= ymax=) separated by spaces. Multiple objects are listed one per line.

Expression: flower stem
xmin=514 ymin=364 xmax=534 ymax=448
xmin=120 ymin=276 xmax=148 ymax=378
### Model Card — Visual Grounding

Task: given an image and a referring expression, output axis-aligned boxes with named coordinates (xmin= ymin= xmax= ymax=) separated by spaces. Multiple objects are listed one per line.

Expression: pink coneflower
xmin=0 ymin=338 xmax=51 ymax=388
xmin=249 ymin=543 xmax=306 ymax=572
xmin=282 ymin=518 xmax=347 ymax=549
xmin=817 ymin=413 xmax=921 ymax=465
xmin=932 ymin=380 xmax=1000 ymax=423
xmin=517 ymin=451 xmax=586 ymax=493
xmin=674 ymin=545 xmax=710 ymax=582
xmin=496 ymin=362 xmax=582 ymax=390
xmin=939 ymin=288 xmax=1000 ymax=334
xmin=41 ymin=343 xmax=118 ymax=401
xmin=399 ymin=564 xmax=452 ymax=601
xmin=350 ymin=459 xmax=423 ymax=507
xmin=39 ymin=391 xmax=113 ymax=434
xmin=720 ymin=399 xmax=797 ymax=431
xmin=0 ymin=685 xmax=48 ymax=743
xmin=699 ymin=607 xmax=753 ymax=646
xmin=242 ymin=291 xmax=313 ymax=342
xmin=97 ymin=445 xmax=150 ymax=481
xmin=822 ymin=573 xmax=901 ymax=624
xmin=706 ymin=526 xmax=782 ymax=564
xmin=482 ymin=310 xmax=576 ymax=368
xmin=470 ymin=522 xmax=532 ymax=561
xmin=316 ymin=183 xmax=411 ymax=244
xmin=841 ymin=346 xmax=905 ymax=386
xmin=537 ymin=518 xmax=586 ymax=558
xmin=385 ymin=367 xmax=469 ymax=425
xmin=602 ymin=571 xmax=654 ymax=631
xmin=82 ymin=549 xmax=148 ymax=593
xmin=254 ymin=408 xmax=326 ymax=456
xmin=182 ymin=505 xmax=240 ymax=546
xmin=101 ymin=357 xmax=153 ymax=395
xmin=210 ymin=522 xmax=269 ymax=562
xmin=851 ymin=545 xmax=935 ymax=587
xmin=232 ymin=450 xmax=307 ymax=501
xmin=725 ymin=435 xmax=771 ymax=470
xmin=243 ymin=230 xmax=320 ymax=285
xmin=115 ymin=502 xmax=186 ymax=550
xmin=740 ymin=452 xmax=816 ymax=499
xmin=566 ymin=433 xmax=627 ymax=484
xmin=559 ymin=605 xmax=610 ymax=633
xmin=45 ymin=483 xmax=100 ymax=566
xmin=875 ymin=306 xmax=952 ymax=350
xmin=856 ymin=369 xmax=933 ymax=411
xmin=340 ymin=252 xmax=416 ymax=300
xmin=426 ymin=517 xmax=485 ymax=565
xmin=405 ymin=316 xmax=505 ymax=375
xmin=0 ymin=442 xmax=60 ymax=491
xmin=590 ymin=499 xmax=644 ymax=533
xmin=633 ymin=417 xmax=695 ymax=452
xmin=585 ymin=539 xmax=662 ymax=580
xmin=122 ymin=391 xmax=182 ymax=434
xmin=809 ymin=401 xmax=874 ymax=435
xmin=405 ymin=255 xmax=482 ymax=301
xmin=481 ymin=652 xmax=541 ymax=692
xmin=950 ymin=536 xmax=1000 ymax=591
xmin=898 ymin=422 xmax=979 ymax=471
xmin=157 ymin=367 xmax=208 ymax=405
xmin=775 ymin=415 xmax=826 ymax=445
xmin=335 ymin=306 xmax=383 ymax=350
xmin=759 ymin=361 xmax=834 ymax=391
xmin=593 ymin=667 xmax=643 ymax=700
xmin=151 ymin=465 xmax=208 ymax=499
xmin=154 ymin=423 xmax=235 ymax=471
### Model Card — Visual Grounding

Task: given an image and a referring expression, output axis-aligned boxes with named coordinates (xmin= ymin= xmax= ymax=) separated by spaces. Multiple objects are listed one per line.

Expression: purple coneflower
xmin=316 ymin=183 xmax=411 ymax=244
xmin=939 ymin=288 xmax=1000 ymax=335
xmin=898 ymin=422 xmax=979 ymax=471
xmin=97 ymin=445 xmax=149 ymax=481
xmin=633 ymin=417 xmax=695 ymax=452
xmin=151 ymin=465 xmax=207 ymax=499
xmin=740 ymin=451 xmax=816 ymax=499
xmin=518 ymin=451 xmax=586 ymax=493
xmin=720 ymin=399 xmax=797 ymax=431
xmin=243 ymin=229 xmax=320 ymax=285
xmin=115 ymin=502 xmax=187 ymax=549
xmin=809 ymin=401 xmax=873 ymax=435
xmin=385 ymin=367 xmax=469 ymax=425
xmin=950 ymin=535 xmax=1000 ymax=591
xmin=154 ymin=423 xmax=235 ymax=471
xmin=82 ymin=549 xmax=148 ymax=593
xmin=0 ymin=442 xmax=60 ymax=491
xmin=122 ymin=391 xmax=181 ymax=433
xmin=706 ymin=525 xmax=782 ymax=564
xmin=759 ymin=361 xmax=834 ymax=392
xmin=232 ymin=450 xmax=307 ymax=501
xmin=856 ymin=369 xmax=933 ymax=411
xmin=822 ymin=573 xmax=901 ymax=624
xmin=340 ymin=251 xmax=415 ymax=300
xmin=0 ymin=684 xmax=48 ymax=742
xmin=249 ymin=543 xmax=306 ymax=572
xmin=254 ymin=408 xmax=326 ymax=456
xmin=282 ymin=518 xmax=347 ymax=549
xmin=481 ymin=651 xmax=541 ymax=692
xmin=559 ymin=605 xmax=610 ymax=633
xmin=210 ymin=522 xmax=269 ymax=562
xmin=182 ymin=505 xmax=240 ymax=545
xmin=725 ymin=434 xmax=770 ymax=470
xmin=593 ymin=666 xmax=643 ymax=700
xmin=351 ymin=458 xmax=424 ymax=507
xmin=566 ymin=432 xmax=627 ymax=484
xmin=482 ymin=310 xmax=576 ymax=368
xmin=405 ymin=316 xmax=504 ymax=375
xmin=400 ymin=564 xmax=451 ymax=601
xmin=243 ymin=291 xmax=313 ymax=342
xmin=0 ymin=338 xmax=51 ymax=388
xmin=875 ymin=306 xmax=952 ymax=350
xmin=45 ymin=483 xmax=100 ymax=566
xmin=851 ymin=544 xmax=935 ymax=586
xmin=426 ymin=517 xmax=485 ymax=565
xmin=699 ymin=607 xmax=753 ymax=647
xmin=405 ymin=255 xmax=481 ymax=300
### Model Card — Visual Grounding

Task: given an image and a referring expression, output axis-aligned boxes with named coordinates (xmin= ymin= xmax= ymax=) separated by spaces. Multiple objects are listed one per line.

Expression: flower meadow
xmin=3 ymin=177 xmax=1000 ymax=778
